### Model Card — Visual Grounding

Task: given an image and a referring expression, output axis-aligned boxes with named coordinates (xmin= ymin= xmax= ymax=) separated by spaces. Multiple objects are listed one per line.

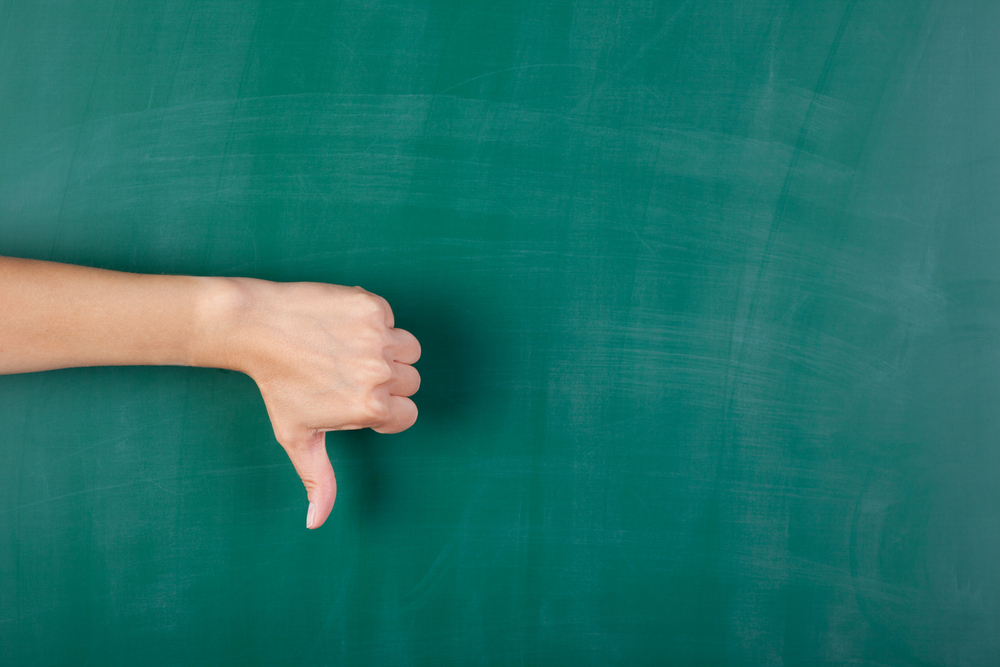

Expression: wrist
xmin=187 ymin=276 xmax=257 ymax=373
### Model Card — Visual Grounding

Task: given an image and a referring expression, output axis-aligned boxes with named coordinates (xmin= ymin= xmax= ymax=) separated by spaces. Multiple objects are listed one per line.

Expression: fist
xmin=217 ymin=279 xmax=421 ymax=529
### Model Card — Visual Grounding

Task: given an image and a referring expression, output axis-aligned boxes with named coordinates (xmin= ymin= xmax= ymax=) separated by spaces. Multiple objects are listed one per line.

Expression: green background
xmin=2 ymin=1 xmax=999 ymax=664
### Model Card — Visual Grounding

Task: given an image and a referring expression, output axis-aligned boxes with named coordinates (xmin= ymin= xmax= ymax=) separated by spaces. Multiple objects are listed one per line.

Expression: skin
xmin=0 ymin=256 xmax=421 ymax=529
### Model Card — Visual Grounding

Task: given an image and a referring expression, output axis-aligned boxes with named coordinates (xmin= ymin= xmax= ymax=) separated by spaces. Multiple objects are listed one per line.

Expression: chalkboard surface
xmin=2 ymin=1 xmax=999 ymax=664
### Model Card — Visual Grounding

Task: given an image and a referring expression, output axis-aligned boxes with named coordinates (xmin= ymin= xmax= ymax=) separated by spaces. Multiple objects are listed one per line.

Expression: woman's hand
xmin=204 ymin=279 xmax=421 ymax=529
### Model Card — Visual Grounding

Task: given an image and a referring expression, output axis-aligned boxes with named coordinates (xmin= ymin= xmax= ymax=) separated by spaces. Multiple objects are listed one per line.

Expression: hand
xmin=211 ymin=279 xmax=421 ymax=529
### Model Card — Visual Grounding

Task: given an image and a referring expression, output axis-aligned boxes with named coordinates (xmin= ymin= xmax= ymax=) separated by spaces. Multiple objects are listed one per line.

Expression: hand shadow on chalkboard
xmin=331 ymin=295 xmax=507 ymax=520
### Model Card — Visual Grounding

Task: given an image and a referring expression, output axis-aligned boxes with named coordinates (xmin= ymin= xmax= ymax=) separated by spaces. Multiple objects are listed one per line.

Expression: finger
xmin=388 ymin=362 xmax=420 ymax=397
xmin=280 ymin=431 xmax=338 ymax=529
xmin=372 ymin=395 xmax=418 ymax=434
xmin=391 ymin=328 xmax=421 ymax=364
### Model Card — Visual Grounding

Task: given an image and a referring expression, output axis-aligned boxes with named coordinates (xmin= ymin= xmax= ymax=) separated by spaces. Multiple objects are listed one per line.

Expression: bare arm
xmin=0 ymin=256 xmax=421 ymax=529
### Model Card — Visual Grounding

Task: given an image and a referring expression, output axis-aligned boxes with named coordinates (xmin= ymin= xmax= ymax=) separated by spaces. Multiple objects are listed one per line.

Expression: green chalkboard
xmin=2 ymin=0 xmax=999 ymax=664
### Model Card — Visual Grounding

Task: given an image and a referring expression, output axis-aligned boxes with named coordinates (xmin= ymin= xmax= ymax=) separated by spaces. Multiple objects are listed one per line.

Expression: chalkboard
xmin=2 ymin=0 xmax=999 ymax=664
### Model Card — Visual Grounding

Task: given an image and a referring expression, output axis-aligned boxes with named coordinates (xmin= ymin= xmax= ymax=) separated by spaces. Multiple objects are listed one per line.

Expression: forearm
xmin=0 ymin=256 xmax=223 ymax=374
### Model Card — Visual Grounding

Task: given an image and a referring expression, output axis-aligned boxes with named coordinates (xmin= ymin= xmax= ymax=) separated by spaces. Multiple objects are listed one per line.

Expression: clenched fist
xmin=211 ymin=279 xmax=421 ymax=529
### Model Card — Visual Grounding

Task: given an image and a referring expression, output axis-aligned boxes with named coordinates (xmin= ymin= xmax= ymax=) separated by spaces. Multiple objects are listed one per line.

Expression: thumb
xmin=281 ymin=431 xmax=337 ymax=529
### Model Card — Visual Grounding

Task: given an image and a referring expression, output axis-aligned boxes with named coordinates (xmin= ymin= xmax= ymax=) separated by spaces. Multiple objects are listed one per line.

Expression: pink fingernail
xmin=306 ymin=502 xmax=316 ymax=529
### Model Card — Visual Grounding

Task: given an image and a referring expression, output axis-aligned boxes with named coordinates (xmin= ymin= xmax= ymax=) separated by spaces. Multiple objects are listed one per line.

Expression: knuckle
xmin=300 ymin=474 xmax=334 ymax=495
xmin=354 ymin=393 xmax=388 ymax=424
xmin=370 ymin=359 xmax=393 ymax=385
xmin=351 ymin=292 xmax=384 ymax=320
